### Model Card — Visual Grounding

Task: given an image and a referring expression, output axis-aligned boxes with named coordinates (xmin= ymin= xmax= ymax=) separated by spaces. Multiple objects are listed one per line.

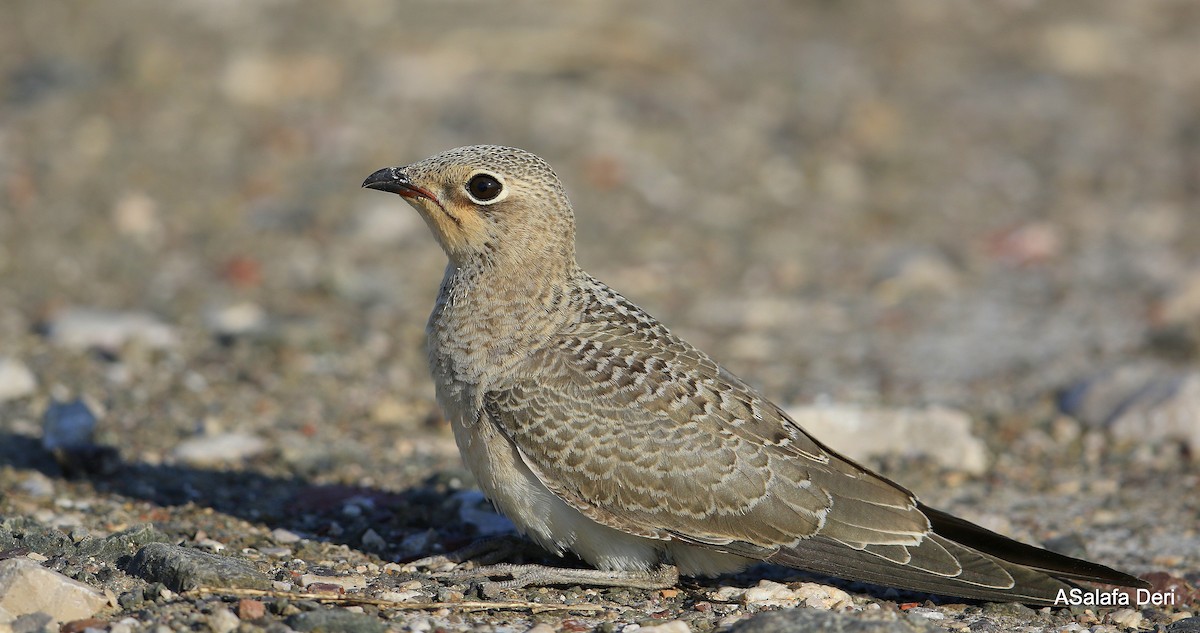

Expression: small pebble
xmin=791 ymin=582 xmax=854 ymax=610
xmin=206 ymin=607 xmax=239 ymax=633
xmin=195 ymin=538 xmax=226 ymax=552
xmin=237 ymin=599 xmax=266 ymax=620
xmin=204 ymin=302 xmax=267 ymax=337
xmin=172 ymin=431 xmax=268 ymax=466
xmin=15 ymin=472 xmax=55 ymax=498
xmin=299 ymin=573 xmax=367 ymax=591
xmin=638 ymin=622 xmax=691 ymax=633
xmin=42 ymin=399 xmax=99 ymax=453
xmin=1107 ymin=608 xmax=1142 ymax=629
xmin=109 ymin=618 xmax=139 ymax=633
xmin=379 ymin=590 xmax=425 ymax=602
xmin=0 ymin=356 xmax=37 ymax=402
xmin=360 ymin=528 xmax=387 ymax=552
xmin=271 ymin=528 xmax=303 ymax=544
xmin=907 ymin=607 xmax=945 ymax=620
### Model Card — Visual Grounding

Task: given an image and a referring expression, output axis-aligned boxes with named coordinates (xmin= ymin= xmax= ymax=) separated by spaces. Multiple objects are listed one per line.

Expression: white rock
xmin=785 ymin=403 xmax=990 ymax=475
xmin=524 ymin=624 xmax=556 ymax=633
xmin=711 ymin=585 xmax=746 ymax=602
xmin=111 ymin=191 xmax=162 ymax=245
xmin=723 ymin=579 xmax=854 ymax=610
xmin=791 ymin=582 xmax=854 ymax=610
xmin=299 ymin=573 xmax=367 ymax=590
xmin=741 ymin=579 xmax=797 ymax=605
xmin=271 ymin=528 xmax=303 ymax=544
xmin=207 ymin=607 xmax=240 ymax=633
xmin=380 ymin=590 xmax=426 ymax=603
xmin=0 ymin=357 xmax=36 ymax=402
xmin=196 ymin=538 xmax=226 ymax=552
xmin=203 ymin=302 xmax=267 ymax=336
xmin=48 ymin=308 xmax=177 ymax=351
xmin=0 ymin=558 xmax=107 ymax=624
xmin=637 ymin=622 xmax=690 ymax=633
xmin=1108 ymin=608 xmax=1143 ymax=629
xmin=173 ymin=432 xmax=268 ymax=466
xmin=907 ymin=607 xmax=945 ymax=620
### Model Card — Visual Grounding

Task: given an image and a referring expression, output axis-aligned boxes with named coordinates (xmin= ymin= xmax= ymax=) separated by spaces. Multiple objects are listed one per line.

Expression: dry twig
xmin=189 ymin=586 xmax=614 ymax=614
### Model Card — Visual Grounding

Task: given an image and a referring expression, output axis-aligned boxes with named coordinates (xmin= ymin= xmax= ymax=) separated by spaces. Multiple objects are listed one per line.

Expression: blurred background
xmin=3 ymin=0 xmax=1200 ymax=462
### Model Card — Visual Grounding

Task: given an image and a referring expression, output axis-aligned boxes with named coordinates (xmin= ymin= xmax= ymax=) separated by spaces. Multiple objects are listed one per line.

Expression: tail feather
xmin=766 ymin=503 xmax=1148 ymax=606
xmin=917 ymin=503 xmax=1145 ymax=586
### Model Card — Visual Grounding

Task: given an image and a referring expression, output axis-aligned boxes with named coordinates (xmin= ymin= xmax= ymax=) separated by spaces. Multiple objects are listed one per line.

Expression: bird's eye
xmin=466 ymin=173 xmax=504 ymax=203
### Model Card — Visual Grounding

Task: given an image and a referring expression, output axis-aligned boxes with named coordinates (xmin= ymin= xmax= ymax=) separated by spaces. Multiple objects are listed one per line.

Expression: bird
xmin=362 ymin=145 xmax=1148 ymax=605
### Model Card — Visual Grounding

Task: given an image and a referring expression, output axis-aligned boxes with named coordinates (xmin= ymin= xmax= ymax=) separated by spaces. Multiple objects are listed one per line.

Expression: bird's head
xmin=363 ymin=145 xmax=577 ymax=270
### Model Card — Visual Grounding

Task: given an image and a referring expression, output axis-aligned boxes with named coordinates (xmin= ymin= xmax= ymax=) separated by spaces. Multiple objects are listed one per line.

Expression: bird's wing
xmin=482 ymin=280 xmax=1147 ymax=603
xmin=483 ymin=280 xmax=960 ymax=574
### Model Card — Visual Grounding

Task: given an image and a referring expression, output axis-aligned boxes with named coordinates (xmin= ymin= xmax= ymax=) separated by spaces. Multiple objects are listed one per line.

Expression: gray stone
xmin=1169 ymin=616 xmax=1200 ymax=633
xmin=286 ymin=609 xmax=388 ymax=633
xmin=84 ymin=524 xmax=171 ymax=563
xmin=0 ymin=558 xmax=108 ymax=625
xmin=126 ymin=543 xmax=271 ymax=592
xmin=730 ymin=609 xmax=941 ymax=633
xmin=40 ymin=399 xmax=120 ymax=477
xmin=10 ymin=611 xmax=54 ymax=633
xmin=1060 ymin=367 xmax=1200 ymax=455
xmin=452 ymin=490 xmax=517 ymax=536
xmin=41 ymin=399 xmax=98 ymax=453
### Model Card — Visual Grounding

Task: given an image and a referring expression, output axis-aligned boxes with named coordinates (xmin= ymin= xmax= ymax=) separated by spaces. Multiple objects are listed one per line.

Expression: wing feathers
xmin=477 ymin=275 xmax=1147 ymax=604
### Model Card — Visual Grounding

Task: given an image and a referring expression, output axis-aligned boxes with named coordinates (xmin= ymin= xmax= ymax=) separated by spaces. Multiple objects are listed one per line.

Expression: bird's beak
xmin=362 ymin=167 xmax=435 ymax=201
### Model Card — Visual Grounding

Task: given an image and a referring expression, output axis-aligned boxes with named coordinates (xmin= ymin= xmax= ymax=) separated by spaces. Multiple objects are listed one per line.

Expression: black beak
xmin=361 ymin=167 xmax=420 ymax=196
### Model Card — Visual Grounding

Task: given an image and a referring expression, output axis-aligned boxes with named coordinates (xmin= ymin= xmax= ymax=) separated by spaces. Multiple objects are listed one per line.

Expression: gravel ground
xmin=2 ymin=2 xmax=1199 ymax=632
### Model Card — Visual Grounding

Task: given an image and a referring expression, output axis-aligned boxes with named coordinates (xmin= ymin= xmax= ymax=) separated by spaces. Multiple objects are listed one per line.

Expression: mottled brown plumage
xmin=362 ymin=145 xmax=1146 ymax=604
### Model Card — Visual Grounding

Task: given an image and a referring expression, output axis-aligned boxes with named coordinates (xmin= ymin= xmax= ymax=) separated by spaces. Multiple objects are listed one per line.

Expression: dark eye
xmin=466 ymin=173 xmax=503 ymax=202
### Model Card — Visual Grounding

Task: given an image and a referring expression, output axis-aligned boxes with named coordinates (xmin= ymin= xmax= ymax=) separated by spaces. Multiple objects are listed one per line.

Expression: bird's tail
xmin=768 ymin=502 xmax=1148 ymax=606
